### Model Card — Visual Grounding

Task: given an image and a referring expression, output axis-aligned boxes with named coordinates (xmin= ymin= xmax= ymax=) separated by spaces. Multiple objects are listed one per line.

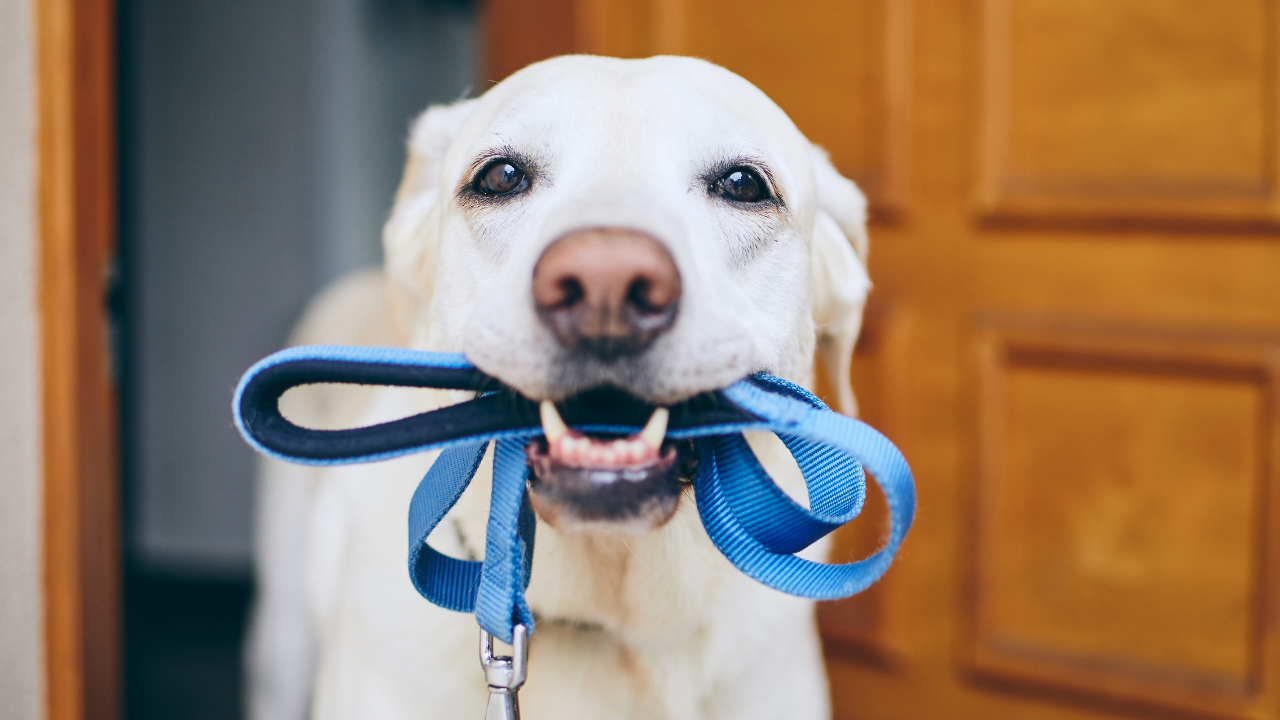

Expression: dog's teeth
xmin=540 ymin=400 xmax=569 ymax=444
xmin=563 ymin=436 xmax=583 ymax=464
xmin=626 ymin=440 xmax=647 ymax=464
xmin=639 ymin=408 xmax=669 ymax=451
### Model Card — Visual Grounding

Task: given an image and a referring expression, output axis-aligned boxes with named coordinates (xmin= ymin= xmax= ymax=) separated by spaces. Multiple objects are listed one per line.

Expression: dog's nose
xmin=532 ymin=228 xmax=681 ymax=360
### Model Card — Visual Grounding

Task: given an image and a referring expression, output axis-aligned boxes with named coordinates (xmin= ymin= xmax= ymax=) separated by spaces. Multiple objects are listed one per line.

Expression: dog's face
xmin=385 ymin=56 xmax=870 ymax=533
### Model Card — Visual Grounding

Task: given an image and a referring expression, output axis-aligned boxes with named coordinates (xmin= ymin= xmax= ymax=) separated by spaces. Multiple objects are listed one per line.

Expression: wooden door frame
xmin=36 ymin=1 xmax=121 ymax=719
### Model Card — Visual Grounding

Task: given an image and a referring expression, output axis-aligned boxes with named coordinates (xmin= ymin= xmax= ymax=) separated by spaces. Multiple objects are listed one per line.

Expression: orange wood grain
xmin=480 ymin=0 xmax=578 ymax=83
xmin=977 ymin=0 xmax=1280 ymax=229
xmin=969 ymin=322 xmax=1280 ymax=718
xmin=36 ymin=0 xmax=121 ymax=719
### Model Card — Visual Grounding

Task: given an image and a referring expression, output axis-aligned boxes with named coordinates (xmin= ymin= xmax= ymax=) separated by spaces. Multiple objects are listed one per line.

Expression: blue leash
xmin=233 ymin=344 xmax=915 ymax=645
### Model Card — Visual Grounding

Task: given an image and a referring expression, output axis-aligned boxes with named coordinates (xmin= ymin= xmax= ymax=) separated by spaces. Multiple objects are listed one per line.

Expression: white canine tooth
xmin=540 ymin=400 xmax=569 ymax=444
xmin=639 ymin=407 xmax=669 ymax=451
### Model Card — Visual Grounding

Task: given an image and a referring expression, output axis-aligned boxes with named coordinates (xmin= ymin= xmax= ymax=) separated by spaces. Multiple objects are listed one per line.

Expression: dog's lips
xmin=524 ymin=440 xmax=686 ymax=532
xmin=524 ymin=401 xmax=688 ymax=531
xmin=525 ymin=437 xmax=681 ymax=485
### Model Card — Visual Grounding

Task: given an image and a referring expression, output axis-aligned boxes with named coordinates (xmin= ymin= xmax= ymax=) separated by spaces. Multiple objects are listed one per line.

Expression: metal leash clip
xmin=480 ymin=624 xmax=528 ymax=720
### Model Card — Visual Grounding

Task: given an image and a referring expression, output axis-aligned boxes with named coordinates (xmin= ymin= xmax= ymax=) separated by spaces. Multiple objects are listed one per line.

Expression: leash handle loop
xmin=233 ymin=346 xmax=916 ymax=644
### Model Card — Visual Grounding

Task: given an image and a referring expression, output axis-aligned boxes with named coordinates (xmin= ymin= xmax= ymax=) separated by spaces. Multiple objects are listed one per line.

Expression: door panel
xmin=483 ymin=1 xmax=1280 ymax=717
xmin=970 ymin=324 xmax=1279 ymax=718
xmin=980 ymin=0 xmax=1280 ymax=225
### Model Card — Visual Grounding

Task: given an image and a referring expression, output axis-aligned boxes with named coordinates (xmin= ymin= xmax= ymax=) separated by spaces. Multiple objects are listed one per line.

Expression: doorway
xmin=115 ymin=1 xmax=476 ymax=716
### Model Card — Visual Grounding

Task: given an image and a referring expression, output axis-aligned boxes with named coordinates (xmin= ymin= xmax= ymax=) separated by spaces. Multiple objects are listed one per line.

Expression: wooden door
xmin=483 ymin=1 xmax=1280 ymax=717
xmin=37 ymin=1 xmax=121 ymax=719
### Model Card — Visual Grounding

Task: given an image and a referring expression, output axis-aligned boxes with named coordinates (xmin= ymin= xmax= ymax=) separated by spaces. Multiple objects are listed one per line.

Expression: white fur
xmin=248 ymin=55 xmax=871 ymax=720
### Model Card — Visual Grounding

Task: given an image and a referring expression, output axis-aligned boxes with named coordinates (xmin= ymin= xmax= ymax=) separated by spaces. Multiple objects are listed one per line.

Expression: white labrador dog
xmin=247 ymin=55 xmax=871 ymax=720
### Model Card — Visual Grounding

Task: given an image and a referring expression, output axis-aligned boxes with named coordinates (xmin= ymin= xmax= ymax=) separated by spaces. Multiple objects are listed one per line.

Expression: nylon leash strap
xmin=233 ymin=344 xmax=916 ymax=647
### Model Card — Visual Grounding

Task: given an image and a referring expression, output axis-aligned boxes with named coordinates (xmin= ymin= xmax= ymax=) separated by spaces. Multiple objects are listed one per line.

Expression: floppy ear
xmin=383 ymin=98 xmax=480 ymax=344
xmin=808 ymin=145 xmax=872 ymax=417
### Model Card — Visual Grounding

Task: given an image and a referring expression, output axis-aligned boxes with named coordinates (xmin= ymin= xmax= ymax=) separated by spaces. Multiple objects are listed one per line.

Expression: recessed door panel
xmin=972 ymin=328 xmax=1276 ymax=717
xmin=980 ymin=0 xmax=1280 ymax=223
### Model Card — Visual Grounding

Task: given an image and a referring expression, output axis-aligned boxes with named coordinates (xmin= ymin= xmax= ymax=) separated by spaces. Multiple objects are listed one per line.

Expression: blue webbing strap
xmin=475 ymin=439 xmax=537 ymax=637
xmin=234 ymin=345 xmax=915 ymax=644
xmin=702 ymin=381 xmax=914 ymax=599
xmin=406 ymin=443 xmax=486 ymax=612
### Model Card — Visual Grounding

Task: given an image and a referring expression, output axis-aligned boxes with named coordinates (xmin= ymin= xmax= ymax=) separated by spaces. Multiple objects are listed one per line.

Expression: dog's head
xmin=384 ymin=56 xmax=870 ymax=533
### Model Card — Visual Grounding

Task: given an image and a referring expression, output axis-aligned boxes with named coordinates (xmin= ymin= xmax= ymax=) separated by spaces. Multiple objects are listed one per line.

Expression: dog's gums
xmin=526 ymin=400 xmax=687 ymax=531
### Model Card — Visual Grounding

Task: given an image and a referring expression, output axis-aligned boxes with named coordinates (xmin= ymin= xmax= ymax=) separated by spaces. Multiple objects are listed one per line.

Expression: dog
xmin=246 ymin=55 xmax=871 ymax=720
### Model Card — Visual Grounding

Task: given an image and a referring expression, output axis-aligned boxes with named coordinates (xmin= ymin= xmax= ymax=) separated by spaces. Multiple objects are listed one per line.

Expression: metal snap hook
xmin=479 ymin=624 xmax=528 ymax=720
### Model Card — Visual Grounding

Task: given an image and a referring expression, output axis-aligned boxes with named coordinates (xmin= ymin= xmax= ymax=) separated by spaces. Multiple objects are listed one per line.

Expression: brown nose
xmin=532 ymin=228 xmax=681 ymax=360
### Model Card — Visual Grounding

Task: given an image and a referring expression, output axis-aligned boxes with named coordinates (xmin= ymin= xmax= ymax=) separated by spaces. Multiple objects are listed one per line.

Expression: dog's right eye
xmin=476 ymin=160 xmax=529 ymax=196
xmin=712 ymin=167 xmax=770 ymax=204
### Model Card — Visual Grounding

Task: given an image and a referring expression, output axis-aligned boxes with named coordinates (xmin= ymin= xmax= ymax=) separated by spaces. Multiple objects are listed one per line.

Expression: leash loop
xmin=233 ymin=345 xmax=916 ymax=645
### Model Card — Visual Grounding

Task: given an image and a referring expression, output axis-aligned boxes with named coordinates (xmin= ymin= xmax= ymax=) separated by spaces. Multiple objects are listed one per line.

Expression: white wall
xmin=0 ymin=0 xmax=44 ymax=717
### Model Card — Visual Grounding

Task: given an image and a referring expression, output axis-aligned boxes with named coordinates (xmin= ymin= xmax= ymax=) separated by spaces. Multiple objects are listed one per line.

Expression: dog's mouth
xmin=525 ymin=399 xmax=695 ymax=533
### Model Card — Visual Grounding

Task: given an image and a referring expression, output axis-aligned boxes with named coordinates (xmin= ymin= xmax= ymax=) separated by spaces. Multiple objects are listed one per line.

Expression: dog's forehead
xmin=455 ymin=56 xmax=807 ymax=169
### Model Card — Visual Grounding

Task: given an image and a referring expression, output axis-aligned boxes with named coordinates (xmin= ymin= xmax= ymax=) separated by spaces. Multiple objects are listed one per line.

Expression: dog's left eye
xmin=713 ymin=168 xmax=769 ymax=203
xmin=476 ymin=160 xmax=529 ymax=196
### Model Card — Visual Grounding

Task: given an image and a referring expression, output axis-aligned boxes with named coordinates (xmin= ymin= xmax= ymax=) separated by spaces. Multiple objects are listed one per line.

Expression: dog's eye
xmin=476 ymin=160 xmax=529 ymax=196
xmin=713 ymin=168 xmax=768 ymax=203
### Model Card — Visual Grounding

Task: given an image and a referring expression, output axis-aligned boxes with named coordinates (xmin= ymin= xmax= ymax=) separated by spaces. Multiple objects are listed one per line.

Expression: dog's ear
xmin=808 ymin=145 xmax=872 ymax=417
xmin=383 ymin=98 xmax=480 ymax=344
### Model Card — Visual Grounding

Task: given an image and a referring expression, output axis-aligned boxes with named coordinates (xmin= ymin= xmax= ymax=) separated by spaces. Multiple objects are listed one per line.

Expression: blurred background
xmin=116 ymin=0 xmax=475 ymax=716
xmin=114 ymin=1 xmax=1280 ymax=719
